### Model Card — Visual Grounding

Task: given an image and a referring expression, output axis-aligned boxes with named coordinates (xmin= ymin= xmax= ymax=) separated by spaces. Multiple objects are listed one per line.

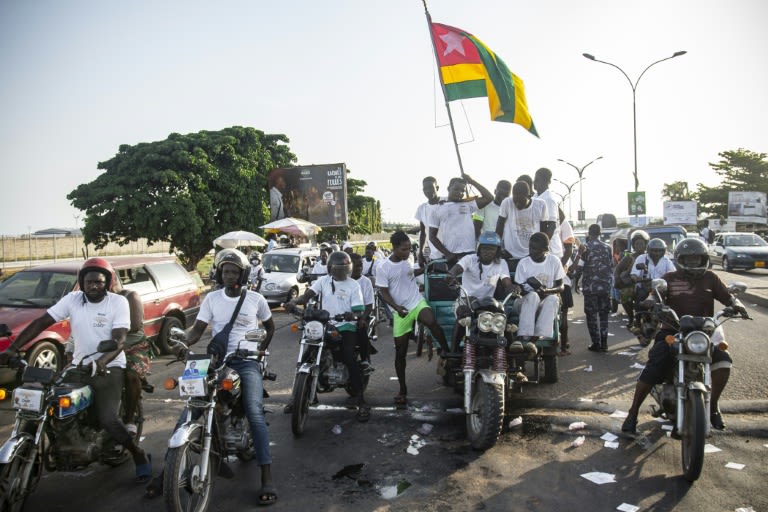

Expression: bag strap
xmin=226 ymin=288 xmax=248 ymax=328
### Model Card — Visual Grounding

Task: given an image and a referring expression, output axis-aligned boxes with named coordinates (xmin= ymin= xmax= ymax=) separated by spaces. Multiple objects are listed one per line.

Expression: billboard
xmin=268 ymin=163 xmax=348 ymax=227
xmin=663 ymin=200 xmax=697 ymax=225
xmin=727 ymin=191 xmax=767 ymax=224
xmin=627 ymin=191 xmax=646 ymax=215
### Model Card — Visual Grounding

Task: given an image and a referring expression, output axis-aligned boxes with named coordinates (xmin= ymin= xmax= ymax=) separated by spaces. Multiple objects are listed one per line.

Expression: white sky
xmin=1 ymin=0 xmax=766 ymax=235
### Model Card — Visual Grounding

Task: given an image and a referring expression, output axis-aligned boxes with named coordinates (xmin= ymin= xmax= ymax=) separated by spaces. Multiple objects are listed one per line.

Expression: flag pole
xmin=422 ymin=0 xmax=465 ymax=177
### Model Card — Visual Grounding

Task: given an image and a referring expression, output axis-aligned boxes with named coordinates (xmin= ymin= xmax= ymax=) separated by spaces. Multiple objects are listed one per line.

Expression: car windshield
xmin=725 ymin=234 xmax=768 ymax=247
xmin=261 ymin=254 xmax=301 ymax=273
xmin=649 ymin=231 xmax=687 ymax=253
xmin=0 ymin=271 xmax=77 ymax=307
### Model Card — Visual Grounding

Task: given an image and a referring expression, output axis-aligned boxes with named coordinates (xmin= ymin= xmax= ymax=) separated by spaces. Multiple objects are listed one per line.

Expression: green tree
xmin=694 ymin=149 xmax=768 ymax=218
xmin=661 ymin=181 xmax=690 ymax=201
xmin=68 ymin=126 xmax=296 ymax=269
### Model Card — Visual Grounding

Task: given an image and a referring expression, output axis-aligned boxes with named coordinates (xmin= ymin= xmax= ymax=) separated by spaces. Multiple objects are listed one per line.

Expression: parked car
xmin=258 ymin=247 xmax=320 ymax=305
xmin=609 ymin=225 xmax=687 ymax=263
xmin=708 ymin=232 xmax=768 ymax=272
xmin=0 ymin=255 xmax=202 ymax=383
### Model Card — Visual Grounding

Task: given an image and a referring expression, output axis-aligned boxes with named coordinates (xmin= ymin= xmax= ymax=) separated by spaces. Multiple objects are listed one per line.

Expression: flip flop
xmin=135 ymin=453 xmax=152 ymax=484
xmin=257 ymin=484 xmax=278 ymax=506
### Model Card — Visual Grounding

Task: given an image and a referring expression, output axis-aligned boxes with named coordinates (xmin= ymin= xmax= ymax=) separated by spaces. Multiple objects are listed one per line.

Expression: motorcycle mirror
xmin=244 ymin=328 xmax=267 ymax=343
xmin=651 ymin=279 xmax=667 ymax=293
xmin=97 ymin=339 xmax=118 ymax=352
xmin=727 ymin=282 xmax=748 ymax=295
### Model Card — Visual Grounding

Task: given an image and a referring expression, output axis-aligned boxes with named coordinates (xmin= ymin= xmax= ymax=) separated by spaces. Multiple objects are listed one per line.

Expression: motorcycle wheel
xmin=163 ymin=430 xmax=213 ymax=512
xmin=0 ymin=438 xmax=36 ymax=512
xmin=466 ymin=380 xmax=504 ymax=451
xmin=541 ymin=354 xmax=558 ymax=383
xmin=291 ymin=373 xmax=313 ymax=437
xmin=681 ymin=389 xmax=706 ymax=482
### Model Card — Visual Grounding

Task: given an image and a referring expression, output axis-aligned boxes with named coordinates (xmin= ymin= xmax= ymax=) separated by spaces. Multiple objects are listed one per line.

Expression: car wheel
xmin=27 ymin=341 xmax=62 ymax=372
xmin=157 ymin=316 xmax=184 ymax=355
xmin=722 ymin=257 xmax=732 ymax=272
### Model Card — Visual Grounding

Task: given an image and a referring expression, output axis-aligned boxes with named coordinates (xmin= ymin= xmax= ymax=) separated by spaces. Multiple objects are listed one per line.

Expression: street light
xmin=552 ymin=177 xmax=583 ymax=223
xmin=557 ymin=156 xmax=602 ymax=223
xmin=582 ymin=51 xmax=687 ymax=193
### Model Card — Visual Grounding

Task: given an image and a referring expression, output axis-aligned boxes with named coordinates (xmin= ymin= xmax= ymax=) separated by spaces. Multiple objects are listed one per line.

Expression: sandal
xmin=257 ymin=484 xmax=278 ymax=506
xmin=394 ymin=394 xmax=407 ymax=406
xmin=135 ymin=453 xmax=152 ymax=484
xmin=357 ymin=404 xmax=371 ymax=422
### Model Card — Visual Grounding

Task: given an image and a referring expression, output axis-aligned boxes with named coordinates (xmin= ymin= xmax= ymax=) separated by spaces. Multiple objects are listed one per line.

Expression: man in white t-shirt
xmin=445 ymin=231 xmax=516 ymax=300
xmin=496 ymin=181 xmax=549 ymax=271
xmin=285 ymin=251 xmax=371 ymax=422
xmin=351 ymin=253 xmax=377 ymax=360
xmin=533 ymin=168 xmax=560 ymax=254
xmin=415 ymin=176 xmax=443 ymax=265
xmin=513 ymin=232 xmax=565 ymax=340
xmin=429 ymin=175 xmax=493 ymax=267
xmin=377 ymin=231 xmax=450 ymax=406
xmin=473 ymin=180 xmax=512 ymax=240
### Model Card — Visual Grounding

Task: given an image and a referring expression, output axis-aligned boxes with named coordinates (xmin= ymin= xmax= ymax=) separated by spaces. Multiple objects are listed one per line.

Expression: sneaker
xmin=710 ymin=411 xmax=726 ymax=430
xmin=621 ymin=414 xmax=638 ymax=434
xmin=587 ymin=343 xmax=601 ymax=352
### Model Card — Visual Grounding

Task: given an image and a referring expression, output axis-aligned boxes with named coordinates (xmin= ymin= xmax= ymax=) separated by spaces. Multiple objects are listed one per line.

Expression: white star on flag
xmin=439 ymin=30 xmax=466 ymax=57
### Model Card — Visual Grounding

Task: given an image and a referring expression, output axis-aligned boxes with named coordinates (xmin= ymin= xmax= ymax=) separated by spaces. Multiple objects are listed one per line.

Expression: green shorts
xmin=392 ymin=298 xmax=431 ymax=338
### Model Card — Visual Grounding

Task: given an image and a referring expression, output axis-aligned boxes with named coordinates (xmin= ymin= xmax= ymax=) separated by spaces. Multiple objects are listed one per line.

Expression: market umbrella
xmin=259 ymin=217 xmax=322 ymax=237
xmin=213 ymin=230 xmax=268 ymax=249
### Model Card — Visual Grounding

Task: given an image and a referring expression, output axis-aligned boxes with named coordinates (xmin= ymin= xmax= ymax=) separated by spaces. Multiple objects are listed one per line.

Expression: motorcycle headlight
xmin=684 ymin=331 xmax=710 ymax=354
xmin=477 ymin=312 xmax=494 ymax=333
xmin=491 ymin=313 xmax=507 ymax=334
xmin=304 ymin=321 xmax=323 ymax=341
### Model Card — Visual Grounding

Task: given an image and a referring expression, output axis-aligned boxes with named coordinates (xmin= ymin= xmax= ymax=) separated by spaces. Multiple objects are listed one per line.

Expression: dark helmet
xmin=674 ymin=238 xmax=710 ymax=278
xmin=327 ymin=251 xmax=352 ymax=281
xmin=647 ymin=238 xmax=667 ymax=258
xmin=78 ymin=257 xmax=116 ymax=291
xmin=214 ymin=249 xmax=250 ymax=286
xmin=477 ymin=231 xmax=502 ymax=255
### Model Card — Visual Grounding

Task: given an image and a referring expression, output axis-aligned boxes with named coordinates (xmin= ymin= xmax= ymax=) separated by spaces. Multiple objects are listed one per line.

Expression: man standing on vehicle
xmin=496 ymin=181 xmax=549 ymax=272
xmin=473 ymin=180 xmax=512 ymax=240
xmin=577 ymin=224 xmax=614 ymax=352
xmin=415 ymin=176 xmax=443 ymax=266
xmin=0 ymin=258 xmax=151 ymax=483
xmin=622 ymin=238 xmax=748 ymax=434
xmin=377 ymin=230 xmax=451 ymax=406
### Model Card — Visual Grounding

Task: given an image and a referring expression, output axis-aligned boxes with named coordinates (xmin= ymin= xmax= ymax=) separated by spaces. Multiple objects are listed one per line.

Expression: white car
xmin=258 ymin=248 xmax=320 ymax=304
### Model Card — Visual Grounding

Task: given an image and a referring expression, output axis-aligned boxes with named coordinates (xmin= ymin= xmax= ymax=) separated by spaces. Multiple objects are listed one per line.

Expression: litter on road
xmin=581 ymin=471 xmax=616 ymax=485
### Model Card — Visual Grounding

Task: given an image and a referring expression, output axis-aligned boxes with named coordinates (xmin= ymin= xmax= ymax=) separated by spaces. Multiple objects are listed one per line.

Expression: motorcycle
xmin=452 ymin=284 xmax=519 ymax=450
xmin=646 ymin=280 xmax=750 ymax=482
xmin=287 ymin=302 xmax=372 ymax=436
xmin=162 ymin=327 xmax=275 ymax=512
xmin=0 ymin=340 xmax=140 ymax=512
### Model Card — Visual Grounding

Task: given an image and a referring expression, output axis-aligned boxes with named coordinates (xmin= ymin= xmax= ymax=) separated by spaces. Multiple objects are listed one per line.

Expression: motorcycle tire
xmin=163 ymin=430 xmax=213 ymax=512
xmin=291 ymin=373 xmax=314 ymax=437
xmin=466 ymin=380 xmax=504 ymax=451
xmin=681 ymin=388 xmax=706 ymax=482
xmin=0 ymin=438 xmax=37 ymax=512
xmin=541 ymin=354 xmax=559 ymax=383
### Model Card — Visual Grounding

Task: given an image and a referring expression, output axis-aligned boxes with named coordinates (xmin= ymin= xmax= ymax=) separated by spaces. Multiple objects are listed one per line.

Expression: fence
xmin=0 ymin=235 xmax=172 ymax=269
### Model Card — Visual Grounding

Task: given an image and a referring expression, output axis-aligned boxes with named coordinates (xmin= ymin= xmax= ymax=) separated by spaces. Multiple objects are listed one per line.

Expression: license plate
xmin=756 ymin=261 xmax=765 ymax=268
xmin=179 ymin=376 xmax=207 ymax=397
xmin=12 ymin=388 xmax=45 ymax=413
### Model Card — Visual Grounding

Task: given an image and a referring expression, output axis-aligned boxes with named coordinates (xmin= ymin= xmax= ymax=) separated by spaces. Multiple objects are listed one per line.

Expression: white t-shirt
xmin=534 ymin=190 xmax=562 ymax=257
xmin=355 ymin=275 xmax=375 ymax=306
xmin=631 ymin=254 xmax=676 ymax=280
xmin=456 ymin=254 xmax=510 ymax=299
xmin=415 ymin=200 xmax=443 ymax=259
xmin=376 ymin=257 xmax=423 ymax=311
xmin=476 ymin=201 xmax=502 ymax=234
xmin=48 ymin=292 xmax=129 ymax=368
xmin=311 ymin=261 xmax=327 ymax=275
xmin=498 ymin=197 xmax=549 ymax=258
xmin=197 ymin=289 xmax=272 ymax=354
xmin=514 ymin=254 xmax=566 ymax=291
xmin=559 ymin=220 xmax=576 ymax=286
xmin=361 ymin=257 xmax=378 ymax=278
xmin=429 ymin=200 xmax=479 ymax=254
xmin=310 ymin=276 xmax=364 ymax=331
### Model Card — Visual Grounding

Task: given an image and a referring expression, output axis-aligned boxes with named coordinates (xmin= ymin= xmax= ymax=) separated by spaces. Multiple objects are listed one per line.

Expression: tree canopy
xmin=661 ymin=181 xmax=691 ymax=201
xmin=694 ymin=149 xmax=768 ymax=218
xmin=68 ymin=126 xmax=296 ymax=269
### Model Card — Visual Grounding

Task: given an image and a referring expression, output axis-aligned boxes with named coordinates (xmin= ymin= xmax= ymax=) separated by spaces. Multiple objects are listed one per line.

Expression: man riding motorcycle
xmin=614 ymin=230 xmax=649 ymax=330
xmin=622 ymin=238 xmax=748 ymax=433
xmin=629 ymin=238 xmax=676 ymax=334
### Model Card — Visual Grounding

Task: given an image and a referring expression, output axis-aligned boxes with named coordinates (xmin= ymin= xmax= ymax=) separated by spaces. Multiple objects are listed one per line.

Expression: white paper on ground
xmin=630 ymin=363 xmax=646 ymax=370
xmin=578 ymin=397 xmax=593 ymax=402
xmin=584 ymin=365 xmax=593 ymax=372
xmin=604 ymin=441 xmax=619 ymax=449
xmin=725 ymin=462 xmax=745 ymax=470
xmin=617 ymin=351 xmax=635 ymax=356
xmin=601 ymin=432 xmax=618 ymax=442
xmin=653 ymin=417 xmax=670 ymax=423
xmin=508 ymin=416 xmax=523 ymax=428
xmin=617 ymin=504 xmax=640 ymax=512
xmin=580 ymin=472 xmax=616 ymax=485
xmin=610 ymin=410 xmax=629 ymax=419
xmin=661 ymin=424 xmax=673 ymax=431
xmin=704 ymin=444 xmax=722 ymax=453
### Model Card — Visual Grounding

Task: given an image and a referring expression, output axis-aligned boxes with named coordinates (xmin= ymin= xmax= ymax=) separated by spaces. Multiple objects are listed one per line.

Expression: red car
xmin=0 ymin=256 xmax=202 ymax=384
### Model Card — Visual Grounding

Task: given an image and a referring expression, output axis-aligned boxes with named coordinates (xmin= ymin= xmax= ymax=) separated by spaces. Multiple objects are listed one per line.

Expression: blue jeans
xmin=227 ymin=359 xmax=272 ymax=466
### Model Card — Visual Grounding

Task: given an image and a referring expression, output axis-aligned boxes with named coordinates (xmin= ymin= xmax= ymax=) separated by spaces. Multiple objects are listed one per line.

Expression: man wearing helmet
xmin=622 ymin=238 xmax=749 ymax=434
xmin=163 ymin=248 xmax=277 ymax=504
xmin=614 ymin=230 xmax=649 ymax=330
xmin=0 ymin=258 xmax=152 ymax=483
xmin=248 ymin=252 xmax=264 ymax=291
xmin=629 ymin=238 xmax=675 ymax=334
xmin=285 ymin=251 xmax=371 ymax=422
xmin=445 ymin=231 xmax=517 ymax=299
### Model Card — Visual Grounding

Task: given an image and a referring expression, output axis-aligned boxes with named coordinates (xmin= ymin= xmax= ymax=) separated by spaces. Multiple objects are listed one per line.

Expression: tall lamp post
xmin=557 ymin=156 xmax=602 ymax=224
xmin=582 ymin=51 xmax=687 ymax=193
xmin=553 ymin=177 xmax=583 ymax=223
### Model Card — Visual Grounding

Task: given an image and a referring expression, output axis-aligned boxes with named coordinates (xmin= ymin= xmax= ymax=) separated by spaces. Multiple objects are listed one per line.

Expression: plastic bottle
xmin=568 ymin=421 xmax=587 ymax=431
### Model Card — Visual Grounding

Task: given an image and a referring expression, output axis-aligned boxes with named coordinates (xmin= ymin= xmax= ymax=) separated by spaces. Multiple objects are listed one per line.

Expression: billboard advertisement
xmin=727 ymin=191 xmax=767 ymax=224
xmin=268 ymin=163 xmax=348 ymax=227
xmin=627 ymin=191 xmax=646 ymax=215
xmin=663 ymin=200 xmax=697 ymax=225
